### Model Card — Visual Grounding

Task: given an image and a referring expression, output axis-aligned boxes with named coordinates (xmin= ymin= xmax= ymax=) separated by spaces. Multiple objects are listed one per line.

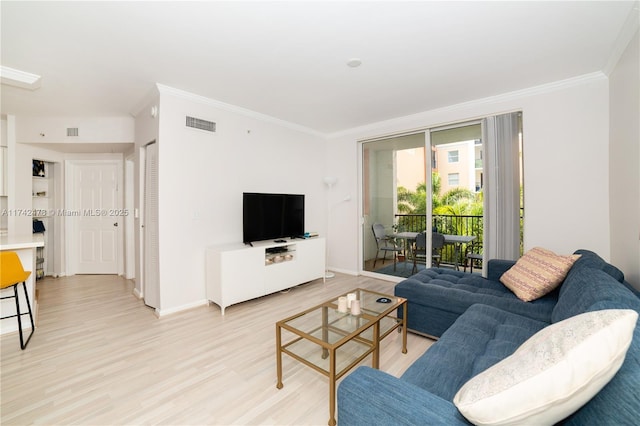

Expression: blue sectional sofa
xmin=338 ymin=250 xmax=640 ymax=425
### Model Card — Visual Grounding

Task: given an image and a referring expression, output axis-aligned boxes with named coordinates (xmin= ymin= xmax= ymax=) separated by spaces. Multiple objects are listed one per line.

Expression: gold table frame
xmin=275 ymin=288 xmax=407 ymax=426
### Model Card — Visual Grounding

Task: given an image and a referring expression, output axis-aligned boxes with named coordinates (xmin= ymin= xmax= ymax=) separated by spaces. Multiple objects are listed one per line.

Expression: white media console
xmin=206 ymin=237 xmax=326 ymax=314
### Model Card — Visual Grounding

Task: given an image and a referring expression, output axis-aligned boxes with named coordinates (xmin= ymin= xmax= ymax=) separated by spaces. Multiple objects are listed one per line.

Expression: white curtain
xmin=483 ymin=112 xmax=521 ymax=269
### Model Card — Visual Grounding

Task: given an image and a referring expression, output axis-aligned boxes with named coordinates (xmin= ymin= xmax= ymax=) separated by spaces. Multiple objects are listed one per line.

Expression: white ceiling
xmin=1 ymin=1 xmax=637 ymax=135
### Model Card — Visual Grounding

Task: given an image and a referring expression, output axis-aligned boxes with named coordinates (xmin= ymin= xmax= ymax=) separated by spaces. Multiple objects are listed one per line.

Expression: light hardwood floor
xmin=1 ymin=273 xmax=434 ymax=425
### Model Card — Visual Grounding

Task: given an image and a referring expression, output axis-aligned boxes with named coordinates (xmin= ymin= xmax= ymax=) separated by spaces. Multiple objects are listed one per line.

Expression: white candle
xmin=347 ymin=293 xmax=357 ymax=308
xmin=337 ymin=296 xmax=348 ymax=313
xmin=350 ymin=299 xmax=361 ymax=315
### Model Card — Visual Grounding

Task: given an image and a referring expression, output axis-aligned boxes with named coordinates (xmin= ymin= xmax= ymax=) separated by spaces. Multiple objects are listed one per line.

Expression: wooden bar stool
xmin=1 ymin=251 xmax=35 ymax=349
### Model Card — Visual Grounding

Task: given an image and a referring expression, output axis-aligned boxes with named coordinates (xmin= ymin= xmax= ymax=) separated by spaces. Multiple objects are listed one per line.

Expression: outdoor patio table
xmin=443 ymin=234 xmax=476 ymax=270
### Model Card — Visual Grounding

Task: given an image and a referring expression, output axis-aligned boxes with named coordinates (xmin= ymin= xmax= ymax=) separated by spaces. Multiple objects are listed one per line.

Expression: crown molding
xmin=603 ymin=2 xmax=640 ymax=76
xmin=155 ymin=83 xmax=325 ymax=138
xmin=0 ymin=66 xmax=41 ymax=90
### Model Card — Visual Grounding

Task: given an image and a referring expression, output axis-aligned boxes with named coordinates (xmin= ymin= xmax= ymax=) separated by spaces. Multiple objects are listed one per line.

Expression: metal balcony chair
xmin=412 ymin=232 xmax=445 ymax=274
xmin=411 ymin=232 xmax=426 ymax=274
xmin=372 ymin=223 xmax=402 ymax=271
xmin=432 ymin=232 xmax=445 ymax=268
xmin=1 ymin=251 xmax=35 ymax=349
xmin=464 ymin=241 xmax=483 ymax=274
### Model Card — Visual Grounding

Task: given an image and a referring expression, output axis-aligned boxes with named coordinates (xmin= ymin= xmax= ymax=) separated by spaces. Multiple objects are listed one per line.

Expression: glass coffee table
xmin=275 ymin=288 xmax=407 ymax=426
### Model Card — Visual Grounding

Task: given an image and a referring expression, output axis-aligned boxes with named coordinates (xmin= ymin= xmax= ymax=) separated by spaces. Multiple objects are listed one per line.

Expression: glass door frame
xmin=358 ymin=131 xmax=428 ymax=279
xmin=358 ymin=118 xmax=487 ymax=278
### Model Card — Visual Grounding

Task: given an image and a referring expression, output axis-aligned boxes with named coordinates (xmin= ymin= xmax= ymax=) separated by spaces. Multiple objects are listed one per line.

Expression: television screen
xmin=243 ymin=192 xmax=305 ymax=243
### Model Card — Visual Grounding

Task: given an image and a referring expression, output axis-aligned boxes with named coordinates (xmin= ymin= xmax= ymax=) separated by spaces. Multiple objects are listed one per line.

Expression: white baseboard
xmin=359 ymin=270 xmax=404 ymax=283
xmin=327 ymin=267 xmax=358 ymax=276
xmin=156 ymin=299 xmax=209 ymax=318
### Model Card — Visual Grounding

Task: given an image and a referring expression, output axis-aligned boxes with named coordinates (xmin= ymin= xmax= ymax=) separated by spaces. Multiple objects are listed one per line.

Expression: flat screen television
xmin=243 ymin=192 xmax=305 ymax=244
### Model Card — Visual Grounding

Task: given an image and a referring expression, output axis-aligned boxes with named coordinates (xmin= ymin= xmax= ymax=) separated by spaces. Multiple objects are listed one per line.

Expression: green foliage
xmin=396 ymin=178 xmax=484 ymax=235
xmin=395 ymin=178 xmax=524 ymax=262
xmin=399 ymin=180 xmax=483 ymax=217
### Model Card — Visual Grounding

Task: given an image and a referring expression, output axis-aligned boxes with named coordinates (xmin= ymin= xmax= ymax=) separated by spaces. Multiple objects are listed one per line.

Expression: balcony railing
xmin=394 ymin=213 xmax=483 ymax=267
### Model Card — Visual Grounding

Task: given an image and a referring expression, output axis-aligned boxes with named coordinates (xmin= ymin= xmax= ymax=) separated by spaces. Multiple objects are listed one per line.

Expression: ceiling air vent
xmin=186 ymin=116 xmax=216 ymax=133
xmin=67 ymin=127 xmax=79 ymax=137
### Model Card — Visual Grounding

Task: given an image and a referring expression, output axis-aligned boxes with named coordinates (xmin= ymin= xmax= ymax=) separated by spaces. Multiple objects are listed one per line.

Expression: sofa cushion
xmin=549 ymin=266 xmax=640 ymax=425
xmin=453 ymin=309 xmax=638 ymax=426
xmin=571 ymin=249 xmax=625 ymax=282
xmin=485 ymin=259 xmax=517 ymax=282
xmin=552 ymin=267 xmax=640 ymax=323
xmin=395 ymin=268 xmax=557 ymax=337
xmin=337 ymin=367 xmax=470 ymax=426
xmin=400 ymin=304 xmax=547 ymax=401
xmin=562 ymin=324 xmax=640 ymax=425
xmin=499 ymin=247 xmax=580 ymax=302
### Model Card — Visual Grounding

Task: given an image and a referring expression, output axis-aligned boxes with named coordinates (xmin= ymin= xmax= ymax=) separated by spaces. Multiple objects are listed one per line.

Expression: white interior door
xmin=143 ymin=142 xmax=160 ymax=309
xmin=72 ymin=161 xmax=121 ymax=274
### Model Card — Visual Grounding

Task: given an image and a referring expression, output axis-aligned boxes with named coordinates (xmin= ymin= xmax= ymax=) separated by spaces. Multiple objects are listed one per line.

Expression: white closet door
xmin=144 ymin=142 xmax=160 ymax=309
xmin=75 ymin=161 xmax=119 ymax=274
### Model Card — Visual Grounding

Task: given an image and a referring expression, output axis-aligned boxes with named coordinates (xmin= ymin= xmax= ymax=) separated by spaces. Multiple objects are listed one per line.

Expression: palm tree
xmin=397 ymin=178 xmax=483 ymax=233
xmin=439 ymin=187 xmax=475 ymax=206
xmin=397 ymin=183 xmax=427 ymax=231
xmin=431 ymin=173 xmax=442 ymax=210
xmin=434 ymin=198 xmax=483 ymax=235
xmin=397 ymin=186 xmax=415 ymax=214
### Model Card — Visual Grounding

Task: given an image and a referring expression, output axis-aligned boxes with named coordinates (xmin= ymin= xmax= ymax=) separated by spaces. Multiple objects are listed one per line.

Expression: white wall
xmin=609 ymin=30 xmax=640 ymax=289
xmin=16 ymin=116 xmax=134 ymax=143
xmin=0 ymin=118 xmax=6 ymax=148
xmin=133 ymin=92 xmax=161 ymax=297
xmin=1 ymin=119 xmax=9 ymax=230
xmin=327 ymin=74 xmax=612 ymax=275
xmin=151 ymin=87 xmax=326 ymax=314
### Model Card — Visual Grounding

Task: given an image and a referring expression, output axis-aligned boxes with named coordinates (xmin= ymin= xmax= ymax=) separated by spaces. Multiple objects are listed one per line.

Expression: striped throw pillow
xmin=500 ymin=247 xmax=580 ymax=302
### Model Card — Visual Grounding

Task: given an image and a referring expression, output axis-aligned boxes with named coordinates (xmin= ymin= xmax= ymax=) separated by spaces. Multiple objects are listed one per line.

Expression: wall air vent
xmin=186 ymin=116 xmax=216 ymax=133
xmin=67 ymin=127 xmax=79 ymax=137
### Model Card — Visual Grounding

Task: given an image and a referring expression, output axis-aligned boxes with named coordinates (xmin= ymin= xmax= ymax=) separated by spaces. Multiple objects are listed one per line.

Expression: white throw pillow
xmin=453 ymin=309 xmax=638 ymax=426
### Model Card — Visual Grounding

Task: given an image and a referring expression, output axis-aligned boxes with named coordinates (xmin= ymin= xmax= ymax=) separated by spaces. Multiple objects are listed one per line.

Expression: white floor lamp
xmin=323 ymin=176 xmax=337 ymax=279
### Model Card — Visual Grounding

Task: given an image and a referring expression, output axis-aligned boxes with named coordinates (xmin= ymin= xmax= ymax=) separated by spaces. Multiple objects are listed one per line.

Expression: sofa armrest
xmin=487 ymin=259 xmax=516 ymax=281
xmin=337 ymin=366 xmax=469 ymax=425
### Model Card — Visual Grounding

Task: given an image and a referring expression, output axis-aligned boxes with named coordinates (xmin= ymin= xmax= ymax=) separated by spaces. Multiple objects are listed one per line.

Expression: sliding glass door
xmin=361 ymin=112 xmax=523 ymax=279
xmin=429 ymin=122 xmax=483 ymax=271
xmin=362 ymin=133 xmax=426 ymax=278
